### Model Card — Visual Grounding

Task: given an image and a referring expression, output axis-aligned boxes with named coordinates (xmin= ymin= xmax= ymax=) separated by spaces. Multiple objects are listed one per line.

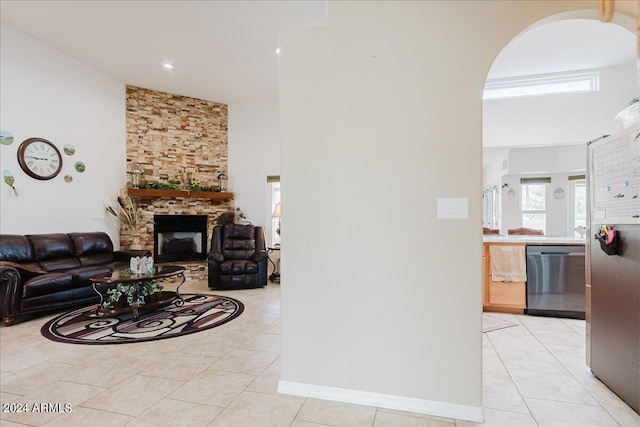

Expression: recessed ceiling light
xmin=275 ymin=48 xmax=281 ymax=55
xmin=163 ymin=63 xmax=174 ymax=69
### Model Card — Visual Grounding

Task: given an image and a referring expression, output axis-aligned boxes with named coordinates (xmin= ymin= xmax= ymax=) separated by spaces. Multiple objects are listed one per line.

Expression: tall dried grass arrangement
xmin=106 ymin=195 xmax=140 ymax=234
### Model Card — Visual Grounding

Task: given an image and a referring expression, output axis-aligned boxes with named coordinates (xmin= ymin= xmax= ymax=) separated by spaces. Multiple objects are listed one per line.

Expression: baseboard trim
xmin=277 ymin=380 xmax=483 ymax=422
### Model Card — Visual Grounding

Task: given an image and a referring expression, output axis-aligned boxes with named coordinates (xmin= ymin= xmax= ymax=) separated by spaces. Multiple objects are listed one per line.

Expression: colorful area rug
xmin=41 ymin=294 xmax=243 ymax=345
xmin=483 ymin=314 xmax=518 ymax=333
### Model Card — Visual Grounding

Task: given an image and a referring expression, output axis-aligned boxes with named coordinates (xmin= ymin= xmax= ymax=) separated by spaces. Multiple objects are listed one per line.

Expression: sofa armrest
xmin=0 ymin=261 xmax=45 ymax=276
xmin=113 ymin=250 xmax=152 ymax=261
xmin=0 ymin=265 xmax=28 ymax=326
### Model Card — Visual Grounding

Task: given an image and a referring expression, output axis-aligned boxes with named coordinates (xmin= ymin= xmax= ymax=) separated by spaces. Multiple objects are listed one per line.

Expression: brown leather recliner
xmin=207 ymin=224 xmax=268 ymax=290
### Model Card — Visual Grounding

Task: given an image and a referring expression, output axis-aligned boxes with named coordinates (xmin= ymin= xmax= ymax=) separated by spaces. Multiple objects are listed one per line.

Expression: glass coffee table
xmin=90 ymin=265 xmax=186 ymax=320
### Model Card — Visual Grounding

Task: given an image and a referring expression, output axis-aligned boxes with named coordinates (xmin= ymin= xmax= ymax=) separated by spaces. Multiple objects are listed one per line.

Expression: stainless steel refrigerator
xmin=587 ymin=126 xmax=640 ymax=414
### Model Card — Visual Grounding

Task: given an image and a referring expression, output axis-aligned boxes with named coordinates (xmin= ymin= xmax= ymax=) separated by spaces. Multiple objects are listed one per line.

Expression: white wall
xmin=0 ymin=25 xmax=126 ymax=244
xmin=484 ymin=62 xmax=637 ymax=148
xmin=482 ymin=148 xmax=508 ymax=187
xmin=228 ymin=101 xmax=280 ymax=242
xmin=509 ymin=144 xmax=586 ymax=174
xmin=278 ymin=0 xmax=629 ymax=422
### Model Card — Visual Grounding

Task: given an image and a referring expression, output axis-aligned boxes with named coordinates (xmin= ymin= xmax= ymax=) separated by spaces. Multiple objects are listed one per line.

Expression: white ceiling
xmin=0 ymin=2 xmax=634 ymax=105
xmin=0 ymin=0 xmax=327 ymax=104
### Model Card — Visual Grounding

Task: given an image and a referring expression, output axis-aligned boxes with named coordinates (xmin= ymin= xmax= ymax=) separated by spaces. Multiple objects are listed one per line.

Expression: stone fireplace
xmin=123 ymin=85 xmax=232 ymax=281
xmin=154 ymin=215 xmax=208 ymax=263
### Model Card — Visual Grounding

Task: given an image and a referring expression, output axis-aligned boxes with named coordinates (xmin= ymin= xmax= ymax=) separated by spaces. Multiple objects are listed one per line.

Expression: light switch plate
xmin=437 ymin=197 xmax=468 ymax=219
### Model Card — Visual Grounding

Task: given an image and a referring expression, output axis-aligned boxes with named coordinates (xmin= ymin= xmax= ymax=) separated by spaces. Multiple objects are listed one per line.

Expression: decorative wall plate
xmin=63 ymin=144 xmax=75 ymax=156
xmin=0 ymin=131 xmax=13 ymax=146
xmin=75 ymin=161 xmax=85 ymax=173
xmin=3 ymin=170 xmax=18 ymax=196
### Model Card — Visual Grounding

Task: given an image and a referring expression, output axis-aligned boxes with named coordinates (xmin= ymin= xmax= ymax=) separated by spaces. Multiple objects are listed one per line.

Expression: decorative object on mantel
xmin=3 ymin=170 xmax=18 ymax=196
xmin=106 ymin=195 xmax=143 ymax=249
xmin=129 ymin=163 xmax=143 ymax=188
xmin=217 ymin=171 xmax=228 ymax=192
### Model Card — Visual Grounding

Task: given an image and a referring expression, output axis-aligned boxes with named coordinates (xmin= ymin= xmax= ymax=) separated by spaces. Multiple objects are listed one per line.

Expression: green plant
xmin=139 ymin=176 xmax=220 ymax=192
xmin=102 ymin=280 xmax=163 ymax=308
xmin=215 ymin=207 xmax=250 ymax=225
xmin=187 ymin=179 xmax=215 ymax=192
xmin=139 ymin=176 xmax=179 ymax=190
xmin=216 ymin=211 xmax=235 ymax=225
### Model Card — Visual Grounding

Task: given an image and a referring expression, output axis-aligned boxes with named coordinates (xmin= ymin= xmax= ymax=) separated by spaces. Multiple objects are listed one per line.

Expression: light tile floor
xmin=1 ymin=280 xmax=639 ymax=427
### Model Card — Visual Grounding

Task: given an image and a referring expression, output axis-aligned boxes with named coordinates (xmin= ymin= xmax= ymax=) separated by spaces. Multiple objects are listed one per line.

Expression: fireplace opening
xmin=154 ymin=215 xmax=208 ymax=263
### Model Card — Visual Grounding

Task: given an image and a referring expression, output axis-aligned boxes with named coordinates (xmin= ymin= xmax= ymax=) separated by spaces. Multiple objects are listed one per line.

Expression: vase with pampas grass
xmin=106 ymin=195 xmax=143 ymax=249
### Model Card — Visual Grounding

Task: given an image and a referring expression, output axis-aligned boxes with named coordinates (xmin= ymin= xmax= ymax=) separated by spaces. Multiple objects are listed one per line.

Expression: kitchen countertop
xmin=483 ymin=235 xmax=586 ymax=245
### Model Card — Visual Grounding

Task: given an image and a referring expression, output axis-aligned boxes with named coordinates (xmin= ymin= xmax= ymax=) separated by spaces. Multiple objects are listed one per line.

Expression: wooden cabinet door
xmin=483 ymin=243 xmax=526 ymax=313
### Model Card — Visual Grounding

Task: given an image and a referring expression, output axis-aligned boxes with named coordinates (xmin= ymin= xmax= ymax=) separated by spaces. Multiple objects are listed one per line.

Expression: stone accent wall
xmin=124 ymin=85 xmax=232 ymax=262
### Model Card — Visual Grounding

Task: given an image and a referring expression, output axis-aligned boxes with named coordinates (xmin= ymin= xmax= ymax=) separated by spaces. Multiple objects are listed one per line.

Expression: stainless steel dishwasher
xmin=525 ymin=245 xmax=586 ymax=319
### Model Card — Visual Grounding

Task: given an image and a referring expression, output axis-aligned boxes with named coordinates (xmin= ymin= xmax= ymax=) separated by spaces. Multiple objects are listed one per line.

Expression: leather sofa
xmin=208 ymin=224 xmax=268 ymax=289
xmin=0 ymin=232 xmax=149 ymax=326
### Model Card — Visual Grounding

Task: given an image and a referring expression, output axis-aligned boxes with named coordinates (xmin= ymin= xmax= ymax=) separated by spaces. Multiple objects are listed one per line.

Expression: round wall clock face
xmin=17 ymin=138 xmax=63 ymax=180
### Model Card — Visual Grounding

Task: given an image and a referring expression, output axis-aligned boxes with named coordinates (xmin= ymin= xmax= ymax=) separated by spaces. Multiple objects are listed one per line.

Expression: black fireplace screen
xmin=154 ymin=215 xmax=207 ymax=263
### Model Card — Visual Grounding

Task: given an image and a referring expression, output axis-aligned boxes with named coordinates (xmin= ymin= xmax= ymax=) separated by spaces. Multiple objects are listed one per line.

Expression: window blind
xmin=520 ymin=177 xmax=551 ymax=184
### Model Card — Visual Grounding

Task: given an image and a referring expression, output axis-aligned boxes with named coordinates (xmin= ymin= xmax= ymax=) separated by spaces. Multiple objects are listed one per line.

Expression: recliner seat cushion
xmin=219 ymin=260 xmax=258 ymax=275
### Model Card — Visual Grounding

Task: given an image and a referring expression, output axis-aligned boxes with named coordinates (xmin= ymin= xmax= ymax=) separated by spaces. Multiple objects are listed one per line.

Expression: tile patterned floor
xmin=1 ymin=280 xmax=639 ymax=426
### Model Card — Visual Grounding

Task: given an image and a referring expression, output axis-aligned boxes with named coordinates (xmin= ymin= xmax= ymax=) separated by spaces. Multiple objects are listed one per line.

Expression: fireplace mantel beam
xmin=128 ymin=188 xmax=234 ymax=200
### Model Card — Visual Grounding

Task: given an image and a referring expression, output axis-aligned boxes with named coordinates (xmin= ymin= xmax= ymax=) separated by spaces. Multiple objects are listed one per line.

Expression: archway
xmin=482 ymin=11 xmax=636 ymax=236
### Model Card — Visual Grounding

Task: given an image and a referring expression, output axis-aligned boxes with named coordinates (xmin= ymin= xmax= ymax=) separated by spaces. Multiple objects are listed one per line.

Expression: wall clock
xmin=17 ymin=138 xmax=63 ymax=180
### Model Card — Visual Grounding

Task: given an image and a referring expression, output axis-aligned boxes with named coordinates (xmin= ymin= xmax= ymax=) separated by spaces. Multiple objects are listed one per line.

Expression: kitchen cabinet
xmin=483 ymin=242 xmax=526 ymax=314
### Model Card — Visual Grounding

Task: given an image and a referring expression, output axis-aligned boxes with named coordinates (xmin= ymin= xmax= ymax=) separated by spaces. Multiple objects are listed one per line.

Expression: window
xmin=267 ymin=176 xmax=280 ymax=247
xmin=569 ymin=175 xmax=586 ymax=237
xmin=484 ymin=71 xmax=599 ymax=100
xmin=521 ymin=178 xmax=550 ymax=234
